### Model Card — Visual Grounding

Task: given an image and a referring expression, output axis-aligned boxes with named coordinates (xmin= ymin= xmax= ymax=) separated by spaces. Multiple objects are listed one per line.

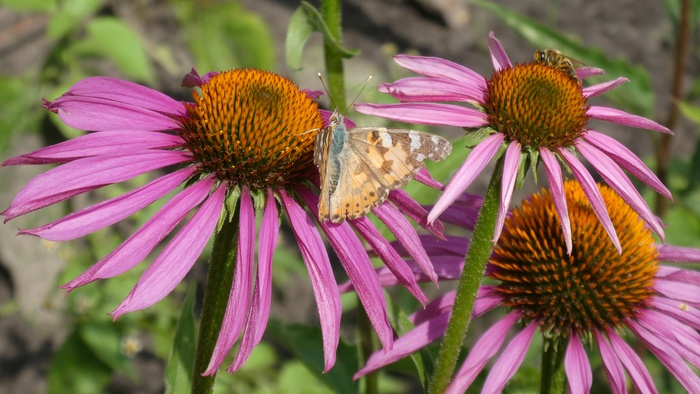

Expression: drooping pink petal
xmin=656 ymin=266 xmax=700 ymax=287
xmin=493 ymin=141 xmax=520 ymax=242
xmin=3 ymin=130 xmax=183 ymax=165
xmin=587 ymin=106 xmax=672 ymax=134
xmin=373 ymin=203 xmax=437 ymax=284
xmin=657 ymin=244 xmax=700 ymax=263
xmin=540 ymin=148 xmax=572 ymax=254
xmin=409 ymin=291 xmax=455 ymax=324
xmin=594 ymin=330 xmax=627 ymax=394
xmin=638 ymin=310 xmax=700 ymax=365
xmin=354 ymin=102 xmax=489 ymax=128
xmin=21 ymin=167 xmax=195 ymax=241
xmin=415 ymin=167 xmax=444 ymax=189
xmin=582 ymin=130 xmax=671 ymax=200
xmin=45 ymin=96 xmax=182 ymax=131
xmin=111 ymin=182 xmax=225 ymax=318
xmin=205 ymin=187 xmax=256 ymax=375
xmin=388 ymin=188 xmax=444 ymax=239
xmin=299 ymin=189 xmax=393 ymax=352
xmin=3 ymin=150 xmax=191 ymax=221
xmin=654 ymin=297 xmax=700 ymax=330
xmin=558 ymin=148 xmax=621 ymax=254
xmin=480 ymin=321 xmax=537 ymax=394
xmin=62 ymin=176 xmax=215 ymax=289
xmin=487 ymin=31 xmax=512 ymax=71
xmin=279 ymin=189 xmax=341 ymax=372
xmin=628 ymin=320 xmax=700 ymax=393
xmin=655 ymin=279 xmax=700 ymax=304
xmin=429 ymin=133 xmax=505 ymax=223
xmin=582 ymin=77 xmax=629 ymax=98
xmin=351 ymin=216 xmax=427 ymax=304
xmin=576 ymin=139 xmax=665 ymax=239
xmin=565 ymin=334 xmax=592 ymax=394
xmin=576 ymin=67 xmax=605 ymax=79
xmin=230 ymin=188 xmax=279 ymax=372
xmin=392 ymin=54 xmax=487 ymax=90
xmin=607 ymin=330 xmax=657 ymax=394
xmin=447 ymin=312 xmax=521 ymax=394
xmin=55 ymin=76 xmax=186 ymax=116
xmin=378 ymin=77 xmax=485 ymax=104
xmin=354 ymin=309 xmax=450 ymax=379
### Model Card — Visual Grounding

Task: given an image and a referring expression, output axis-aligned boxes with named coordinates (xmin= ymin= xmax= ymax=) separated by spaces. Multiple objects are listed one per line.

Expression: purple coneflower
xmin=354 ymin=181 xmax=700 ymax=393
xmin=2 ymin=69 xmax=442 ymax=374
xmin=356 ymin=32 xmax=672 ymax=254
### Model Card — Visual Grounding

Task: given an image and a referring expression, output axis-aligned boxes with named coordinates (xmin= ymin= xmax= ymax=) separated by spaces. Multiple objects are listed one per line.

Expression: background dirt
xmin=0 ymin=0 xmax=695 ymax=392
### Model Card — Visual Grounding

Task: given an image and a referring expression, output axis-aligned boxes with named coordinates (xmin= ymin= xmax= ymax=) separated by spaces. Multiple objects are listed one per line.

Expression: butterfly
xmin=314 ymin=109 xmax=452 ymax=223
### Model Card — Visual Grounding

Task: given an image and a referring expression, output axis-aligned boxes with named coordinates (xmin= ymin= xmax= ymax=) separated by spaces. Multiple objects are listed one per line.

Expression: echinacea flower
xmin=354 ymin=180 xmax=700 ymax=393
xmin=2 ymin=69 xmax=444 ymax=374
xmin=355 ymin=32 xmax=673 ymax=254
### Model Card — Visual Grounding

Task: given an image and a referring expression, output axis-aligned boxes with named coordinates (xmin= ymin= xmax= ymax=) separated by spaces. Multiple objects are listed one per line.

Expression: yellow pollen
xmin=486 ymin=63 xmax=589 ymax=149
xmin=490 ymin=181 xmax=659 ymax=339
xmin=178 ymin=69 xmax=323 ymax=189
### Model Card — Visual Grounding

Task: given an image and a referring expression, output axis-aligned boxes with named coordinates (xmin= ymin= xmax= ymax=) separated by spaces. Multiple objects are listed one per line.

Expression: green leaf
xmin=473 ymin=0 xmax=654 ymax=117
xmin=45 ymin=0 xmax=103 ymax=39
xmin=276 ymin=323 xmax=360 ymax=394
xmin=165 ymin=284 xmax=197 ymax=394
xmin=679 ymin=100 xmax=700 ymax=124
xmin=300 ymin=1 xmax=359 ymax=59
xmin=386 ymin=296 xmax=432 ymax=388
xmin=48 ymin=330 xmax=112 ymax=394
xmin=286 ymin=6 xmax=317 ymax=70
xmin=174 ymin=2 xmax=275 ymax=71
xmin=0 ymin=75 xmax=43 ymax=153
xmin=70 ymin=17 xmax=154 ymax=83
xmin=79 ymin=320 xmax=136 ymax=379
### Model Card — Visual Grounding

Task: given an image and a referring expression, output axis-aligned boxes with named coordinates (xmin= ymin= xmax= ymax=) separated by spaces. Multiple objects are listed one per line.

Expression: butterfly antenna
xmin=317 ymin=73 xmax=339 ymax=112
xmin=345 ymin=75 xmax=372 ymax=114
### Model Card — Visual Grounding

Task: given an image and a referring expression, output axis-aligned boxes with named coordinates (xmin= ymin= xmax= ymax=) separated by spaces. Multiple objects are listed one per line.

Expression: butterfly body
xmin=314 ymin=110 xmax=452 ymax=223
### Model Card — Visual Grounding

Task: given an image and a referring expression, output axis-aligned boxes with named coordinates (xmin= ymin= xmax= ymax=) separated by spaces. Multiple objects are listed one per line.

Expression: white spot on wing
xmin=416 ymin=153 xmax=426 ymax=161
xmin=379 ymin=131 xmax=393 ymax=147
xmin=409 ymin=131 xmax=422 ymax=153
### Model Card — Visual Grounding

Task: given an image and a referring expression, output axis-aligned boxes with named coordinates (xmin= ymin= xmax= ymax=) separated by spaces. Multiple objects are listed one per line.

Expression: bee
xmin=533 ymin=49 xmax=581 ymax=85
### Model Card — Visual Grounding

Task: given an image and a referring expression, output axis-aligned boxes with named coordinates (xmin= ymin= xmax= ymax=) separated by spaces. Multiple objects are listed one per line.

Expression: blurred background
xmin=0 ymin=0 xmax=698 ymax=392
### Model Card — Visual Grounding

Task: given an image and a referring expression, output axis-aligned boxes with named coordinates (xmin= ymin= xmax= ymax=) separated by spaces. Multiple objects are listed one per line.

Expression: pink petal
xmin=493 ymin=141 xmax=520 ymax=242
xmin=353 ymin=102 xmax=489 ymax=128
xmin=559 ymin=148 xmax=621 ymax=254
xmin=279 ymin=189 xmax=341 ymax=372
xmin=111 ymin=182 xmax=225 ymax=318
xmin=540 ymin=148 xmax=572 ymax=254
xmin=583 ymin=130 xmax=672 ymax=200
xmin=576 ymin=140 xmax=665 ymax=239
xmin=638 ymin=310 xmax=700 ymax=367
xmin=594 ymin=330 xmax=627 ymax=394
xmin=205 ymin=187 xmax=256 ymax=375
xmin=480 ymin=321 xmax=537 ymax=394
xmin=388 ymin=188 xmax=445 ymax=239
xmin=414 ymin=167 xmax=444 ymax=189
xmin=656 ymin=266 xmax=700 ymax=287
xmin=488 ymin=32 xmax=512 ymax=71
xmin=230 ymin=189 xmax=279 ymax=372
xmin=447 ymin=312 xmax=521 ymax=394
xmin=587 ymin=106 xmax=672 ymax=134
xmin=181 ymin=68 xmax=216 ymax=88
xmin=45 ymin=96 xmax=183 ymax=131
xmin=21 ymin=167 xmax=195 ymax=241
xmin=628 ymin=320 xmax=700 ymax=393
xmin=374 ymin=203 xmax=438 ymax=284
xmin=582 ymin=77 xmax=629 ymax=99
xmin=354 ymin=309 xmax=450 ymax=379
xmin=608 ymin=330 xmax=657 ymax=394
xmin=658 ymin=244 xmax=700 ymax=263
xmin=55 ymin=76 xmax=186 ymax=115
xmin=429 ymin=133 xmax=505 ymax=223
xmin=299 ymin=189 xmax=393 ymax=352
xmin=3 ymin=130 xmax=183 ymax=165
xmin=62 ymin=176 xmax=215 ymax=289
xmin=655 ymin=279 xmax=700 ymax=304
xmin=576 ymin=67 xmax=605 ymax=79
xmin=654 ymin=297 xmax=700 ymax=331
xmin=565 ymin=334 xmax=592 ymax=394
xmin=392 ymin=54 xmax=487 ymax=90
xmin=3 ymin=150 xmax=191 ymax=221
xmin=351 ymin=217 xmax=427 ymax=304
xmin=409 ymin=291 xmax=456 ymax=325
xmin=378 ymin=77 xmax=485 ymax=104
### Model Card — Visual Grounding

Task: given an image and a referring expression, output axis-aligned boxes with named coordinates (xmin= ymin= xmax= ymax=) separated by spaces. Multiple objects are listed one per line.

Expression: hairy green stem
xmin=191 ymin=211 xmax=240 ymax=393
xmin=320 ymin=0 xmax=347 ymax=110
xmin=540 ymin=340 xmax=567 ymax=394
xmin=428 ymin=159 xmax=503 ymax=393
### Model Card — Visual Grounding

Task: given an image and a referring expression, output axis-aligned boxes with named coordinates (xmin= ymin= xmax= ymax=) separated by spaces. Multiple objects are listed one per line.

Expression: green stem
xmin=358 ymin=297 xmax=379 ymax=394
xmin=191 ymin=211 xmax=240 ymax=394
xmin=320 ymin=0 xmax=346 ymax=110
xmin=540 ymin=339 xmax=567 ymax=394
xmin=428 ymin=158 xmax=504 ymax=394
